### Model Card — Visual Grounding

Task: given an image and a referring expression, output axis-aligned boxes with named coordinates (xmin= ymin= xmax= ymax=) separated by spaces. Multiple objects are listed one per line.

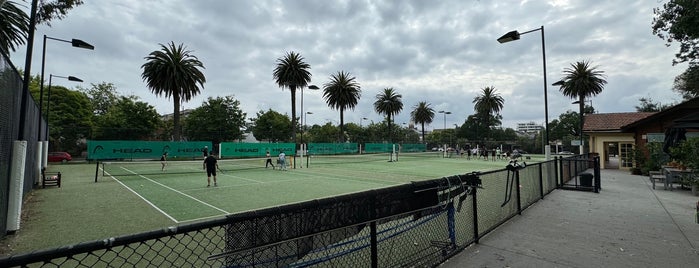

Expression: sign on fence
xmin=219 ymin=142 xmax=295 ymax=158
xmin=87 ymin=140 xmax=212 ymax=160
xmin=308 ymin=143 xmax=358 ymax=155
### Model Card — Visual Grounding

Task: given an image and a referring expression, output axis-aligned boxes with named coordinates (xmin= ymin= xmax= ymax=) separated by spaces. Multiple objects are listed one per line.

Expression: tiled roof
xmin=584 ymin=112 xmax=655 ymax=132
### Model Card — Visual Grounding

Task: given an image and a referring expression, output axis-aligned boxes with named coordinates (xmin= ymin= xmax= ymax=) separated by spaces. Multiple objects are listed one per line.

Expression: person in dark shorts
xmin=160 ymin=152 xmax=168 ymax=171
xmin=203 ymin=146 xmax=209 ymax=158
xmin=265 ymin=151 xmax=275 ymax=169
xmin=203 ymin=154 xmax=219 ymax=187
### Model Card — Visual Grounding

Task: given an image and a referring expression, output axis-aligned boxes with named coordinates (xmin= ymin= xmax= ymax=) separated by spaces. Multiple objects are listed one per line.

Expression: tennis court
xmin=98 ymin=152 xmax=534 ymax=224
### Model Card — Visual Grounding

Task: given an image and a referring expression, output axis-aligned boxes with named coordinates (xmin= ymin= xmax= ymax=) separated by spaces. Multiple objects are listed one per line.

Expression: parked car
xmin=48 ymin=152 xmax=72 ymax=163
xmin=558 ymin=151 xmax=574 ymax=155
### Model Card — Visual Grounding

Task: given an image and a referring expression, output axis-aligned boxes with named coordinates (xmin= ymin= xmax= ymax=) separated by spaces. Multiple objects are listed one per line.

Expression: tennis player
xmin=160 ymin=152 xmax=168 ymax=171
xmin=265 ymin=151 xmax=275 ymax=169
xmin=278 ymin=152 xmax=287 ymax=171
xmin=203 ymin=146 xmax=209 ymax=158
xmin=203 ymin=154 xmax=219 ymax=187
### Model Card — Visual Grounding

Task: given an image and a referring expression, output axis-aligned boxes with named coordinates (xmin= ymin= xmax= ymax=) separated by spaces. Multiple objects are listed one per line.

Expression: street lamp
xmin=360 ymin=117 xmax=368 ymax=128
xmin=301 ymin=85 xmax=319 ymax=133
xmin=498 ymin=26 xmax=550 ymax=153
xmin=438 ymin=111 xmax=451 ymax=149
xmin=438 ymin=111 xmax=451 ymax=131
xmin=44 ymin=74 xmax=82 ymax=166
xmin=39 ymin=35 xmax=94 ymax=142
xmin=305 ymin=111 xmax=313 ymax=131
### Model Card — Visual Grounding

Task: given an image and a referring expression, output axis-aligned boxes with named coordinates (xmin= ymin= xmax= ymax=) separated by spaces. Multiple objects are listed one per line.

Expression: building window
xmin=620 ymin=143 xmax=634 ymax=168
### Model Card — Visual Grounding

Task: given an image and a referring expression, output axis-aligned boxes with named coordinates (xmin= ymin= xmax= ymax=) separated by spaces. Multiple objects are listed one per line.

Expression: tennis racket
xmin=217 ymin=166 xmax=224 ymax=174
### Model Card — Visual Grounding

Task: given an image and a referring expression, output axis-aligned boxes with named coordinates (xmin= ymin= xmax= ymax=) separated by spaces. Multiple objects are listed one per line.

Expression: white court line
xmin=121 ymin=167 xmax=230 ymax=215
xmin=187 ymin=166 xmax=265 ymax=184
xmin=104 ymin=171 xmax=179 ymax=223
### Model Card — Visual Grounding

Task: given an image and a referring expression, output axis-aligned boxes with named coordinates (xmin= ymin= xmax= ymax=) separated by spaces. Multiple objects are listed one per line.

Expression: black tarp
xmin=663 ymin=111 xmax=699 ymax=154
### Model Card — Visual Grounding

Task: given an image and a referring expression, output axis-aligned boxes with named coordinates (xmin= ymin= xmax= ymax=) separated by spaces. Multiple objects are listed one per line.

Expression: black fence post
xmin=472 ymin=185 xmax=480 ymax=244
xmin=94 ymin=161 xmax=99 ymax=183
xmin=538 ymin=163 xmax=544 ymax=199
xmin=515 ymin=170 xmax=522 ymax=215
xmin=594 ymin=156 xmax=601 ymax=193
xmin=370 ymin=191 xmax=378 ymax=268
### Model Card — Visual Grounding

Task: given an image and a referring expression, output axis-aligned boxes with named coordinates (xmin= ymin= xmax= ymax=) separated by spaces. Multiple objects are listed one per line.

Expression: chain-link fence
xmin=0 ymin=156 xmax=601 ymax=267
xmin=1 ymin=49 xmax=45 ymax=237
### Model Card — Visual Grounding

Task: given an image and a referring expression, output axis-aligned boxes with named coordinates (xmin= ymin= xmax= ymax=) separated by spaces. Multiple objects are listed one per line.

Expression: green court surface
xmin=100 ymin=153 xmax=536 ymax=223
xmin=1 ymin=153 xmax=544 ymax=255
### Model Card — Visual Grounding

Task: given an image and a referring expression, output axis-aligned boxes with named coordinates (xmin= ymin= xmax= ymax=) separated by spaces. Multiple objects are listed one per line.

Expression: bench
xmin=649 ymin=170 xmax=664 ymax=189
xmin=41 ymin=168 xmax=61 ymax=188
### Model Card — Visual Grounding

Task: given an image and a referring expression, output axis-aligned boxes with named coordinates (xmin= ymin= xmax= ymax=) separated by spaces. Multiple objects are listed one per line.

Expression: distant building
xmin=517 ymin=122 xmax=543 ymax=133
xmin=160 ymin=109 xmax=194 ymax=121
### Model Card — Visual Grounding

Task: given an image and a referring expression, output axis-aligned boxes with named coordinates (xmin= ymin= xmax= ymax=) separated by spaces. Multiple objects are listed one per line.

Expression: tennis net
xmin=101 ymin=158 xmax=268 ymax=177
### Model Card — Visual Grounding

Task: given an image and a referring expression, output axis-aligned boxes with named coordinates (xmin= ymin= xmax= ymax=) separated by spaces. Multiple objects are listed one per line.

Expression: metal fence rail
xmin=0 ymin=156 xmax=600 ymax=267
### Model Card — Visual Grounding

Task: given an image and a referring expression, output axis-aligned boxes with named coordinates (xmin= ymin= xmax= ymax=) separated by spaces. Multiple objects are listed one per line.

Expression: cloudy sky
xmin=9 ymin=0 xmax=689 ymax=130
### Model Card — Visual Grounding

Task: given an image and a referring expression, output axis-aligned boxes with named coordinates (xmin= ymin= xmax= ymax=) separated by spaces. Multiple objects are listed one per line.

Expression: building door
xmin=603 ymin=142 xmax=620 ymax=169
xmin=619 ymin=143 xmax=634 ymax=169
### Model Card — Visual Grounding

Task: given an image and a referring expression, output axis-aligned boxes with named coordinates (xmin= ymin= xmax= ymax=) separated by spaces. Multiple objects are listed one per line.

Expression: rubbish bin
xmin=580 ymin=172 xmax=593 ymax=187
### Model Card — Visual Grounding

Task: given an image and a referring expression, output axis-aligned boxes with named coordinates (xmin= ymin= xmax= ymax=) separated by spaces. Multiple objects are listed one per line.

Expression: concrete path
xmin=440 ymin=169 xmax=699 ymax=268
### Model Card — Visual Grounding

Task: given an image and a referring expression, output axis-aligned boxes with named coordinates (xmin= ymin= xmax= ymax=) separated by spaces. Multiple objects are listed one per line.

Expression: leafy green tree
xmin=273 ymin=51 xmax=312 ymax=143
xmin=472 ymin=86 xmax=504 ymax=138
xmin=93 ymin=96 xmax=161 ymax=140
xmin=252 ymin=109 xmax=292 ymax=142
xmin=184 ymin=96 xmax=246 ymax=144
xmin=410 ymin=101 xmax=435 ymax=144
xmin=672 ymin=65 xmax=699 ymax=99
xmin=307 ymin=123 xmax=340 ymax=143
xmin=78 ymin=82 xmax=119 ymax=115
xmin=548 ymin=110 xmax=581 ymax=141
xmin=635 ymin=97 xmax=672 ymax=112
xmin=653 ymin=0 xmax=699 ymax=66
xmin=43 ymin=86 xmax=92 ymax=154
xmin=36 ymin=0 xmax=85 ymax=25
xmin=1 ymin=0 xmax=28 ymax=53
xmin=0 ymin=0 xmax=84 ymax=53
xmin=373 ymin=88 xmax=403 ymax=142
xmin=141 ymin=41 xmax=206 ymax=141
xmin=322 ymin=71 xmax=361 ymax=142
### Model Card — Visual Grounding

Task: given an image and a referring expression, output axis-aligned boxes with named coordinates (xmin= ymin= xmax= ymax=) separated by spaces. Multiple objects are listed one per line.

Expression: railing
xmin=0 ymin=156 xmax=600 ymax=267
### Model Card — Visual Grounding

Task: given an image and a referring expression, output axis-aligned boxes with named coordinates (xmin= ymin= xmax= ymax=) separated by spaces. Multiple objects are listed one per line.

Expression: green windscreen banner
xmin=401 ymin=143 xmax=426 ymax=152
xmin=87 ymin=140 xmax=212 ymax=160
xmin=219 ymin=143 xmax=296 ymax=158
xmin=308 ymin=143 xmax=358 ymax=155
xmin=364 ymin=143 xmax=396 ymax=153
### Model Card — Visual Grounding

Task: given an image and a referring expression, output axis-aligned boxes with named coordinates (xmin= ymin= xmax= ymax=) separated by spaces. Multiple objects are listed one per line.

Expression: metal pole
xmin=540 ymin=25 xmax=549 ymax=145
xmin=18 ymin=0 xmax=39 ymax=140
xmin=38 ymin=35 xmax=47 ymax=141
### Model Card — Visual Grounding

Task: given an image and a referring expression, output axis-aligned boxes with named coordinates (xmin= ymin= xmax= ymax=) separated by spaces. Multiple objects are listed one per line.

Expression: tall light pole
xmin=300 ymin=85 xmax=318 ymax=146
xmin=41 ymin=74 xmax=83 ymax=167
xmin=39 ymin=35 xmax=94 ymax=141
xmin=498 ymin=26 xmax=549 ymax=155
xmin=438 ymin=111 xmax=451 ymax=147
xmin=305 ymin=112 xmax=313 ymax=131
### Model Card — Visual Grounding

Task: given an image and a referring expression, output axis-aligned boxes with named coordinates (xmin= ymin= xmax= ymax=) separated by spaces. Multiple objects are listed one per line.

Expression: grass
xmin=0 ymin=153 xmax=545 ymax=256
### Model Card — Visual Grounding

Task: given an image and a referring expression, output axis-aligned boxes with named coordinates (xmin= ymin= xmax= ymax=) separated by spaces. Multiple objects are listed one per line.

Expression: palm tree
xmin=0 ymin=0 xmax=29 ymax=53
xmin=410 ymin=101 xmax=435 ymax=144
xmin=558 ymin=60 xmax=607 ymax=113
xmin=141 ymin=42 xmax=206 ymax=141
xmin=472 ymin=86 xmax=504 ymax=137
xmin=273 ymin=51 xmax=312 ymax=142
xmin=322 ymin=71 xmax=361 ymax=142
xmin=557 ymin=60 xmax=607 ymax=146
xmin=374 ymin=88 xmax=403 ymax=142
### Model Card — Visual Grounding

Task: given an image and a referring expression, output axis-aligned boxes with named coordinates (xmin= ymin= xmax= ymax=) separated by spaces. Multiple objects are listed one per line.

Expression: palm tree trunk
xmin=388 ymin=114 xmax=392 ymax=143
xmin=339 ymin=109 xmax=344 ymax=142
xmin=290 ymin=85 xmax=297 ymax=143
xmin=421 ymin=123 xmax=425 ymax=145
xmin=173 ymin=93 xmax=181 ymax=141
